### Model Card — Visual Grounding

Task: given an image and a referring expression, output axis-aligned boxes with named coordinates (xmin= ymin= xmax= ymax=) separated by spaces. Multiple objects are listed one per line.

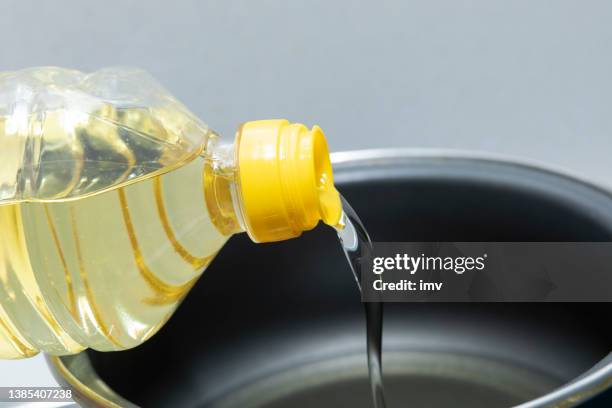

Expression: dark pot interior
xmin=87 ymin=155 xmax=612 ymax=408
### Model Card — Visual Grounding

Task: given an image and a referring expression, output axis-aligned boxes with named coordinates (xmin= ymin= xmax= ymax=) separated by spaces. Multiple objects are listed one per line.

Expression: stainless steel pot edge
xmin=517 ymin=358 xmax=612 ymax=408
xmin=332 ymin=148 xmax=612 ymax=197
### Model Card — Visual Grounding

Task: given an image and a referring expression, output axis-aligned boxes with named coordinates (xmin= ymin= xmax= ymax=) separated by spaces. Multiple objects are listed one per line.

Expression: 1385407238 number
xmin=4 ymin=387 xmax=73 ymax=401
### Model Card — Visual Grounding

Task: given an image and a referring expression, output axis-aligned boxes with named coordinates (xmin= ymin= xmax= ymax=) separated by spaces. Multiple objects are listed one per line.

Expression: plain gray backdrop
xmin=0 ymin=0 xmax=611 ymax=387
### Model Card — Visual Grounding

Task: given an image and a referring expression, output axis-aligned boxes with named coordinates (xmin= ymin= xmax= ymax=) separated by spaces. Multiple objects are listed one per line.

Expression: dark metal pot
xmin=48 ymin=150 xmax=612 ymax=408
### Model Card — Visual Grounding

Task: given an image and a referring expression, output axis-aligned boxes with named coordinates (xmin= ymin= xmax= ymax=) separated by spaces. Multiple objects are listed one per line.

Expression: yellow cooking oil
xmin=0 ymin=155 xmax=234 ymax=357
xmin=0 ymin=112 xmax=240 ymax=358
xmin=0 ymin=67 xmax=342 ymax=359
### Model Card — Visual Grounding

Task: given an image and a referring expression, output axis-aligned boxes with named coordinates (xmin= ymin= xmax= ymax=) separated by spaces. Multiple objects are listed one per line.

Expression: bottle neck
xmin=202 ymin=137 xmax=245 ymax=237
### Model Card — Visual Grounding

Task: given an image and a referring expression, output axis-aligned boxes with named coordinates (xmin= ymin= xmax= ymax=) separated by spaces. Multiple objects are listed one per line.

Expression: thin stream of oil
xmin=335 ymin=195 xmax=387 ymax=408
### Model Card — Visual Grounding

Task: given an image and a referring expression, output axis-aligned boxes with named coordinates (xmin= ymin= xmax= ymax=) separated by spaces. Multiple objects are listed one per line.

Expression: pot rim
xmin=48 ymin=147 xmax=612 ymax=408
xmin=332 ymin=147 xmax=611 ymax=197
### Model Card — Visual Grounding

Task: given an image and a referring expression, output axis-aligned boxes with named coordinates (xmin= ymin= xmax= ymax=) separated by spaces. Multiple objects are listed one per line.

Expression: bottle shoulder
xmin=0 ymin=66 xmax=211 ymax=204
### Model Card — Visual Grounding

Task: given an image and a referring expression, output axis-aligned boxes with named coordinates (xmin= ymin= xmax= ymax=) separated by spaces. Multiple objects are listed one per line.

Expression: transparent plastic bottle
xmin=0 ymin=67 xmax=342 ymax=358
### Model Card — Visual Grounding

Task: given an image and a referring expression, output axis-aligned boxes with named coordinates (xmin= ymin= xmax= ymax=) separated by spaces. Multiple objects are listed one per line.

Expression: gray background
xmin=0 ymin=0 xmax=611 ymax=387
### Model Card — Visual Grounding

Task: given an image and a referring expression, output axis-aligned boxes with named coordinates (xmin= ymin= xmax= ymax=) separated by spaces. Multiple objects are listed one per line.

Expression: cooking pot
xmin=48 ymin=149 xmax=612 ymax=407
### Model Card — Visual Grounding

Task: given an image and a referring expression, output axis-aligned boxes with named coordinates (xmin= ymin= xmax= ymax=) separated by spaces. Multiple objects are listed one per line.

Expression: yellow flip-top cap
xmin=236 ymin=119 xmax=342 ymax=243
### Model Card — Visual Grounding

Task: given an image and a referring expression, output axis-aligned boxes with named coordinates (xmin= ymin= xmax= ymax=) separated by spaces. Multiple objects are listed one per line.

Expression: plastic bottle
xmin=0 ymin=67 xmax=342 ymax=358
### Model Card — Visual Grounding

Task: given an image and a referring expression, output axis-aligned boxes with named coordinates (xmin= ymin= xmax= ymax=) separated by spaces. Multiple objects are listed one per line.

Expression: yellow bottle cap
xmin=236 ymin=119 xmax=342 ymax=243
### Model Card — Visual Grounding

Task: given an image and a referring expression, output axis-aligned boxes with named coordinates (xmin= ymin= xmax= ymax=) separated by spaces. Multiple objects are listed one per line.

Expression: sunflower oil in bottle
xmin=0 ymin=67 xmax=342 ymax=358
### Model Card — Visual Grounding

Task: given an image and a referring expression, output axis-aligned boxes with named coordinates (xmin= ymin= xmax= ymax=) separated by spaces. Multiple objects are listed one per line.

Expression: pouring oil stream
xmin=336 ymin=195 xmax=387 ymax=408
